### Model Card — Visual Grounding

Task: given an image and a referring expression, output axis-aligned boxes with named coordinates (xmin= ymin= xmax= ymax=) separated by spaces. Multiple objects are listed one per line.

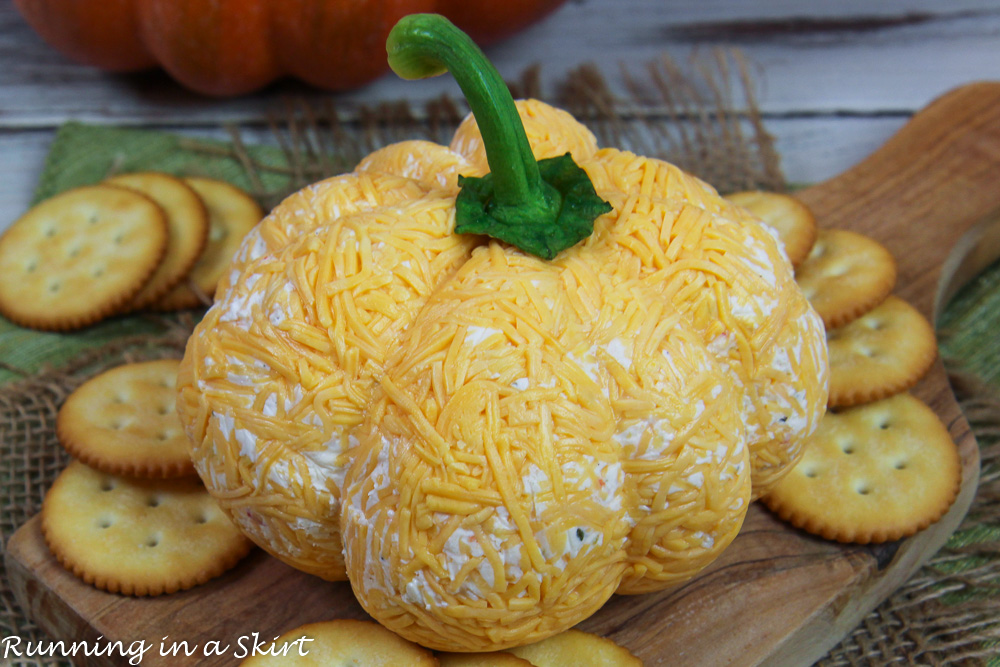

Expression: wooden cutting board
xmin=7 ymin=81 xmax=1000 ymax=667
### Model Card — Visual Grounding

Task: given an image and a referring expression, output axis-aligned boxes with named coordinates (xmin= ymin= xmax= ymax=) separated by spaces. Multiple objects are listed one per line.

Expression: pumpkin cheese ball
xmin=176 ymin=15 xmax=828 ymax=653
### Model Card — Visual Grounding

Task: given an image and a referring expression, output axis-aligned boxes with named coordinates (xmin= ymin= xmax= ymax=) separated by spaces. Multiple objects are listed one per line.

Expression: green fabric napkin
xmin=939 ymin=260 xmax=1000 ymax=389
xmin=0 ymin=122 xmax=295 ymax=384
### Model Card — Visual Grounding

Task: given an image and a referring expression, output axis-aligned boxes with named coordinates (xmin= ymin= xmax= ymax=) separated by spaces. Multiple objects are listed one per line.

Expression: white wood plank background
xmin=2 ymin=0 xmax=1000 ymax=232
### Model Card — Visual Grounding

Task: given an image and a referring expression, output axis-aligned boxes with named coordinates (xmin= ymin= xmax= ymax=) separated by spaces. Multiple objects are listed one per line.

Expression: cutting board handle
xmin=797 ymin=81 xmax=1000 ymax=320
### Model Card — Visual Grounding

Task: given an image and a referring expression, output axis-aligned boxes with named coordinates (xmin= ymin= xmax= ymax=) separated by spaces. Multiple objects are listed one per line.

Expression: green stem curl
xmin=388 ymin=14 xmax=542 ymax=209
xmin=387 ymin=14 xmax=611 ymax=260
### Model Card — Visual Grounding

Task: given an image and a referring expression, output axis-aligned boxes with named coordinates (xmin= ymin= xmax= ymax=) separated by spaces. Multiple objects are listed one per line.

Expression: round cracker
xmin=41 ymin=460 xmax=253 ymax=596
xmin=795 ymin=229 xmax=897 ymax=329
xmin=238 ymin=619 xmax=437 ymax=666
xmin=0 ymin=185 xmax=167 ymax=330
xmin=156 ymin=177 xmax=263 ymax=311
xmin=763 ymin=393 xmax=960 ymax=544
xmin=57 ymin=359 xmax=194 ymax=478
xmin=827 ymin=296 xmax=937 ymax=408
xmin=726 ymin=190 xmax=817 ymax=267
xmin=105 ymin=172 xmax=209 ymax=310
xmin=508 ymin=629 xmax=642 ymax=667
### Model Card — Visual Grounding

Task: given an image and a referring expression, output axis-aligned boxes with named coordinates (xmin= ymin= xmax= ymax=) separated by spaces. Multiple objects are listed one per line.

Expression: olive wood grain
xmin=7 ymin=81 xmax=1000 ymax=666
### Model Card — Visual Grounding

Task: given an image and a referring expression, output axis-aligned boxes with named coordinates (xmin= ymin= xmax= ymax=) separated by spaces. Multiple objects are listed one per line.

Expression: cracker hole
xmin=96 ymin=517 xmax=113 ymax=529
xmin=25 ymin=259 xmax=38 ymax=273
xmin=866 ymin=319 xmax=884 ymax=330
xmin=879 ymin=420 xmax=891 ymax=430
xmin=44 ymin=227 xmax=56 ymax=238
xmin=855 ymin=483 xmax=872 ymax=495
xmin=47 ymin=282 xmax=61 ymax=294
xmin=88 ymin=214 xmax=99 ymax=225
xmin=894 ymin=459 xmax=908 ymax=470
xmin=113 ymin=233 xmax=124 ymax=245
xmin=802 ymin=466 xmax=818 ymax=478
xmin=194 ymin=513 xmax=209 ymax=525
xmin=145 ymin=536 xmax=160 ymax=548
xmin=157 ymin=404 xmax=171 ymax=415
xmin=92 ymin=266 xmax=106 ymax=278
xmin=147 ymin=496 xmax=161 ymax=508
xmin=156 ymin=431 xmax=170 ymax=441
xmin=99 ymin=479 xmax=115 ymax=492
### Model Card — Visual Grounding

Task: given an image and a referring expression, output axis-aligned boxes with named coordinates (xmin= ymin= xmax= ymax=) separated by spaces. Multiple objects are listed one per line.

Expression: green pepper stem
xmin=387 ymin=14 xmax=549 ymax=212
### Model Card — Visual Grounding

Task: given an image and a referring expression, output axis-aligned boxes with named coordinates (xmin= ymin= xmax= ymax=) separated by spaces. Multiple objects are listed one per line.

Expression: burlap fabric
xmin=2 ymin=54 xmax=998 ymax=665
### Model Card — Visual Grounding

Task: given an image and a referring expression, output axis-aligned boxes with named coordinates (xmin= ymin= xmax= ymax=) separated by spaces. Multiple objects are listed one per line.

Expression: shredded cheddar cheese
xmin=451 ymin=99 xmax=600 ymax=175
xmin=176 ymin=99 xmax=828 ymax=652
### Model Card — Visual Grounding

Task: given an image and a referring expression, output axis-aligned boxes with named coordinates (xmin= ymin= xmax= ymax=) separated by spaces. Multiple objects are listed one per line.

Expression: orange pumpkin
xmin=12 ymin=0 xmax=567 ymax=96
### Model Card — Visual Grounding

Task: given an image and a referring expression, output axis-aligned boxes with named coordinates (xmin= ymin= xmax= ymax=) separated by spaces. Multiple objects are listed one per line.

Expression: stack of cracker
xmin=42 ymin=358 xmax=253 ymax=595
xmin=728 ymin=192 xmax=961 ymax=545
xmin=0 ymin=172 xmax=262 ymax=331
